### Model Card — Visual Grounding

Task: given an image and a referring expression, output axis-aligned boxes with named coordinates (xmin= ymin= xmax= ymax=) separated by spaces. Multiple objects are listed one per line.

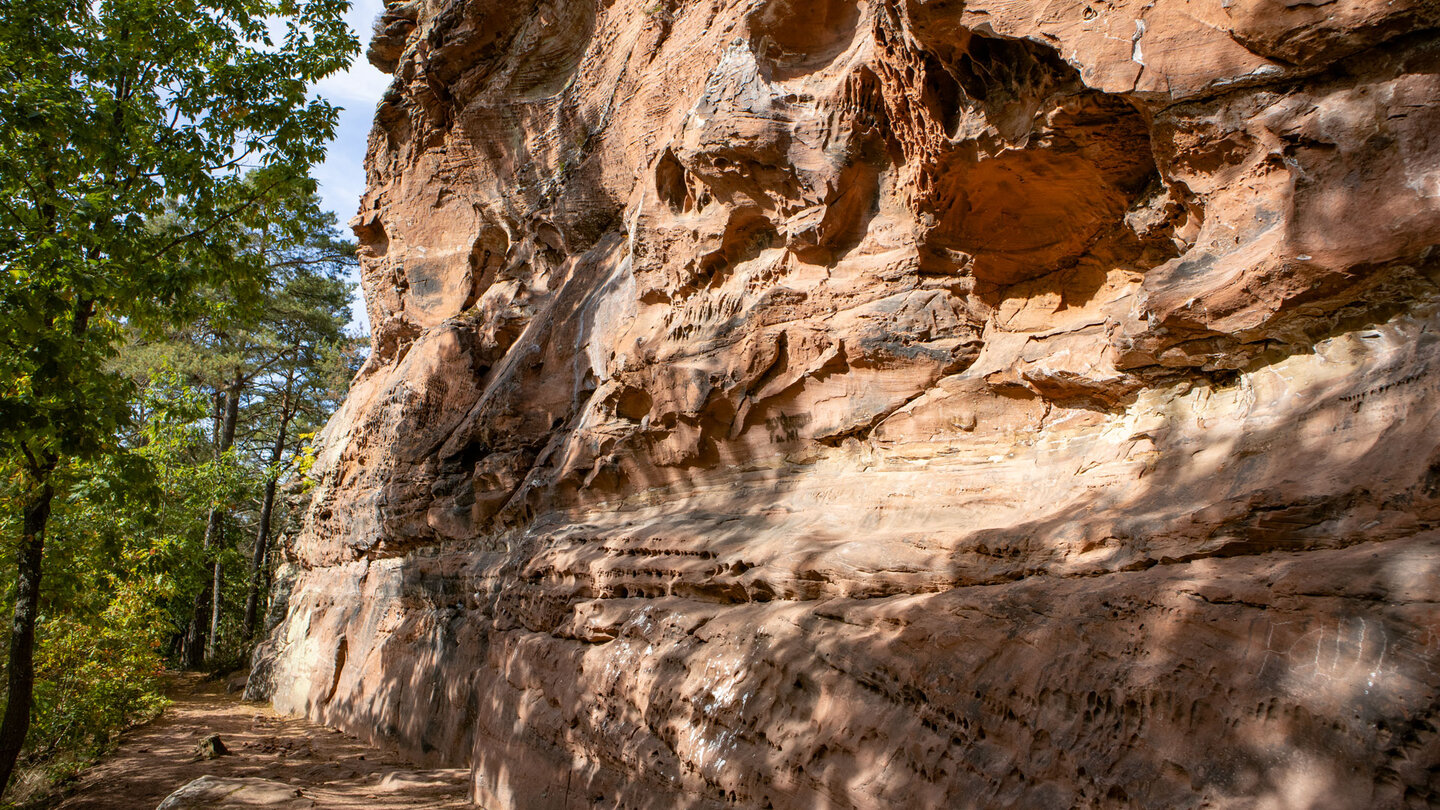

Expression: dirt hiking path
xmin=54 ymin=673 xmax=469 ymax=809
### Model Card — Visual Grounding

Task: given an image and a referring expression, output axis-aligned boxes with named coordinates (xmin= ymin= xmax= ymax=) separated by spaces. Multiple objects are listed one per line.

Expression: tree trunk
xmin=206 ymin=550 xmax=222 ymax=661
xmin=179 ymin=592 xmax=206 ymax=668
xmin=243 ymin=380 xmax=294 ymax=641
xmin=0 ymin=472 xmax=54 ymax=797
xmin=182 ymin=374 xmax=243 ymax=668
xmin=179 ymin=508 xmax=221 ymax=669
xmin=242 ymin=477 xmax=278 ymax=640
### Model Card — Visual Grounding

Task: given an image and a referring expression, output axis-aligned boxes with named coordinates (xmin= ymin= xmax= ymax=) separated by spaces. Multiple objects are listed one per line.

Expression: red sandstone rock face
xmin=250 ymin=2 xmax=1440 ymax=807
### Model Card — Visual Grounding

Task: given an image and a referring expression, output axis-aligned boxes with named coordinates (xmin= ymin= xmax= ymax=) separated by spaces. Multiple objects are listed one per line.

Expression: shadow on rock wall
xmin=253 ymin=1 xmax=1440 ymax=807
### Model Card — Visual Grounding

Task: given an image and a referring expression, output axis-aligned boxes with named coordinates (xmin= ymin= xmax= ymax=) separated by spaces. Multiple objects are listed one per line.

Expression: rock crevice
xmin=254 ymin=2 xmax=1440 ymax=807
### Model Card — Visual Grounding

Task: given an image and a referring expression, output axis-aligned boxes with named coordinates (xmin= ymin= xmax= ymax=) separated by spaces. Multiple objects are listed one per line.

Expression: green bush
xmin=26 ymin=574 xmax=171 ymax=780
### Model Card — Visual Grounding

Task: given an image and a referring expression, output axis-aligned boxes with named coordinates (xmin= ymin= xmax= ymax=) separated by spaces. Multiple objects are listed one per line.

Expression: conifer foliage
xmin=0 ymin=0 xmax=358 ymax=796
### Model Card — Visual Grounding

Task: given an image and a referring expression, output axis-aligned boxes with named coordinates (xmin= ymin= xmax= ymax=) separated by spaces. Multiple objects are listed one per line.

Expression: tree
xmin=233 ymin=196 xmax=355 ymax=643
xmin=0 ymin=0 xmax=356 ymax=794
xmin=157 ymin=182 xmax=355 ymax=665
xmin=15 ymin=375 xmax=222 ymax=786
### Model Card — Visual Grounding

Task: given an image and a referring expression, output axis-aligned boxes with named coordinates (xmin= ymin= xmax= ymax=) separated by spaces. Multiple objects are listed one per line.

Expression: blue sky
xmin=311 ymin=0 xmax=388 ymax=334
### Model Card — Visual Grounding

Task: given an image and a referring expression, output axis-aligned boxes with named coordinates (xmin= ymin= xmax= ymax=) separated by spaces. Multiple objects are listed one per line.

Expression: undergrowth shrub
xmin=7 ymin=573 xmax=171 ymax=803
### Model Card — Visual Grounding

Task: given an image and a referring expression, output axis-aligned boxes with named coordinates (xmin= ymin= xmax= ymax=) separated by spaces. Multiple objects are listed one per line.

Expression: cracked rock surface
xmin=252 ymin=1 xmax=1440 ymax=807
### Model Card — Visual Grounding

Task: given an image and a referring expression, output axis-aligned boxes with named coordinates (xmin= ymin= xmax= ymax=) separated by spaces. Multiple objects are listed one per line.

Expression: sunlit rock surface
xmin=251 ymin=1 xmax=1440 ymax=806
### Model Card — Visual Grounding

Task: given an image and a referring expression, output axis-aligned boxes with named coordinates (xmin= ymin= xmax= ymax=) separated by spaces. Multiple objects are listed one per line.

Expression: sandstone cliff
xmin=251 ymin=1 xmax=1440 ymax=806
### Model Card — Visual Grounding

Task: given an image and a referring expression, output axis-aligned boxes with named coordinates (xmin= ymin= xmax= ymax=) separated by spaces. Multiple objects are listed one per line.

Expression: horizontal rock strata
xmin=253 ymin=1 xmax=1440 ymax=807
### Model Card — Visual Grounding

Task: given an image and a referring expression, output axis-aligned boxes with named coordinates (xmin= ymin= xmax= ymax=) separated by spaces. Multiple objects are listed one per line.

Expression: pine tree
xmin=0 ymin=0 xmax=356 ymax=794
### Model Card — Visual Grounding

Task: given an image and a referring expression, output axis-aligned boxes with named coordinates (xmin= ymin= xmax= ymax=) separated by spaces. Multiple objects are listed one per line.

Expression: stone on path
xmin=155 ymin=775 xmax=313 ymax=809
xmin=190 ymin=734 xmax=228 ymax=761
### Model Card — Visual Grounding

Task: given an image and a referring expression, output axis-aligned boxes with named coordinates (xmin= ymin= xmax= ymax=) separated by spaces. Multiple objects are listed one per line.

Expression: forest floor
xmin=46 ymin=672 xmax=470 ymax=809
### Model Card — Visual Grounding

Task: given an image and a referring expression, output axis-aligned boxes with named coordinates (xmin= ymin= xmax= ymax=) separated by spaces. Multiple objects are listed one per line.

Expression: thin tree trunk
xmin=203 ymin=379 xmax=242 ymax=662
xmin=0 ymin=469 xmax=54 ymax=797
xmin=243 ymin=380 xmax=294 ymax=640
xmin=182 ymin=373 xmax=243 ymax=668
xmin=242 ymin=477 xmax=279 ymax=640
xmin=206 ymin=545 xmax=222 ymax=661
xmin=180 ymin=505 xmax=221 ymax=668
xmin=180 ymin=390 xmax=226 ymax=668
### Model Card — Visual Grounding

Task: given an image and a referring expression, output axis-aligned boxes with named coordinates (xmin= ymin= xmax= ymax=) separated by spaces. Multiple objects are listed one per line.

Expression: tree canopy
xmin=0 ymin=0 xmax=355 ymax=468
xmin=0 ymin=0 xmax=359 ymax=796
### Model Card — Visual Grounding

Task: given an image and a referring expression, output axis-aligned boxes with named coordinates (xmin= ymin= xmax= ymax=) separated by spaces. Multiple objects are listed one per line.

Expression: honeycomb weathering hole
xmin=912 ymin=37 xmax=1159 ymax=286
xmin=747 ymin=0 xmax=862 ymax=77
xmin=655 ymin=148 xmax=691 ymax=212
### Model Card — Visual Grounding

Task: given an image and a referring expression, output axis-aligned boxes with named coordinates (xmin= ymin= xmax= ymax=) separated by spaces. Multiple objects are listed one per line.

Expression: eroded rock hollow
xmin=251 ymin=1 xmax=1440 ymax=806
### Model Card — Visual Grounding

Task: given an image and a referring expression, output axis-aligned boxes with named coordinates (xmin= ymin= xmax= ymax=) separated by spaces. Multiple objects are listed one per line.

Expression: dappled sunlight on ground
xmin=54 ymin=673 xmax=468 ymax=810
